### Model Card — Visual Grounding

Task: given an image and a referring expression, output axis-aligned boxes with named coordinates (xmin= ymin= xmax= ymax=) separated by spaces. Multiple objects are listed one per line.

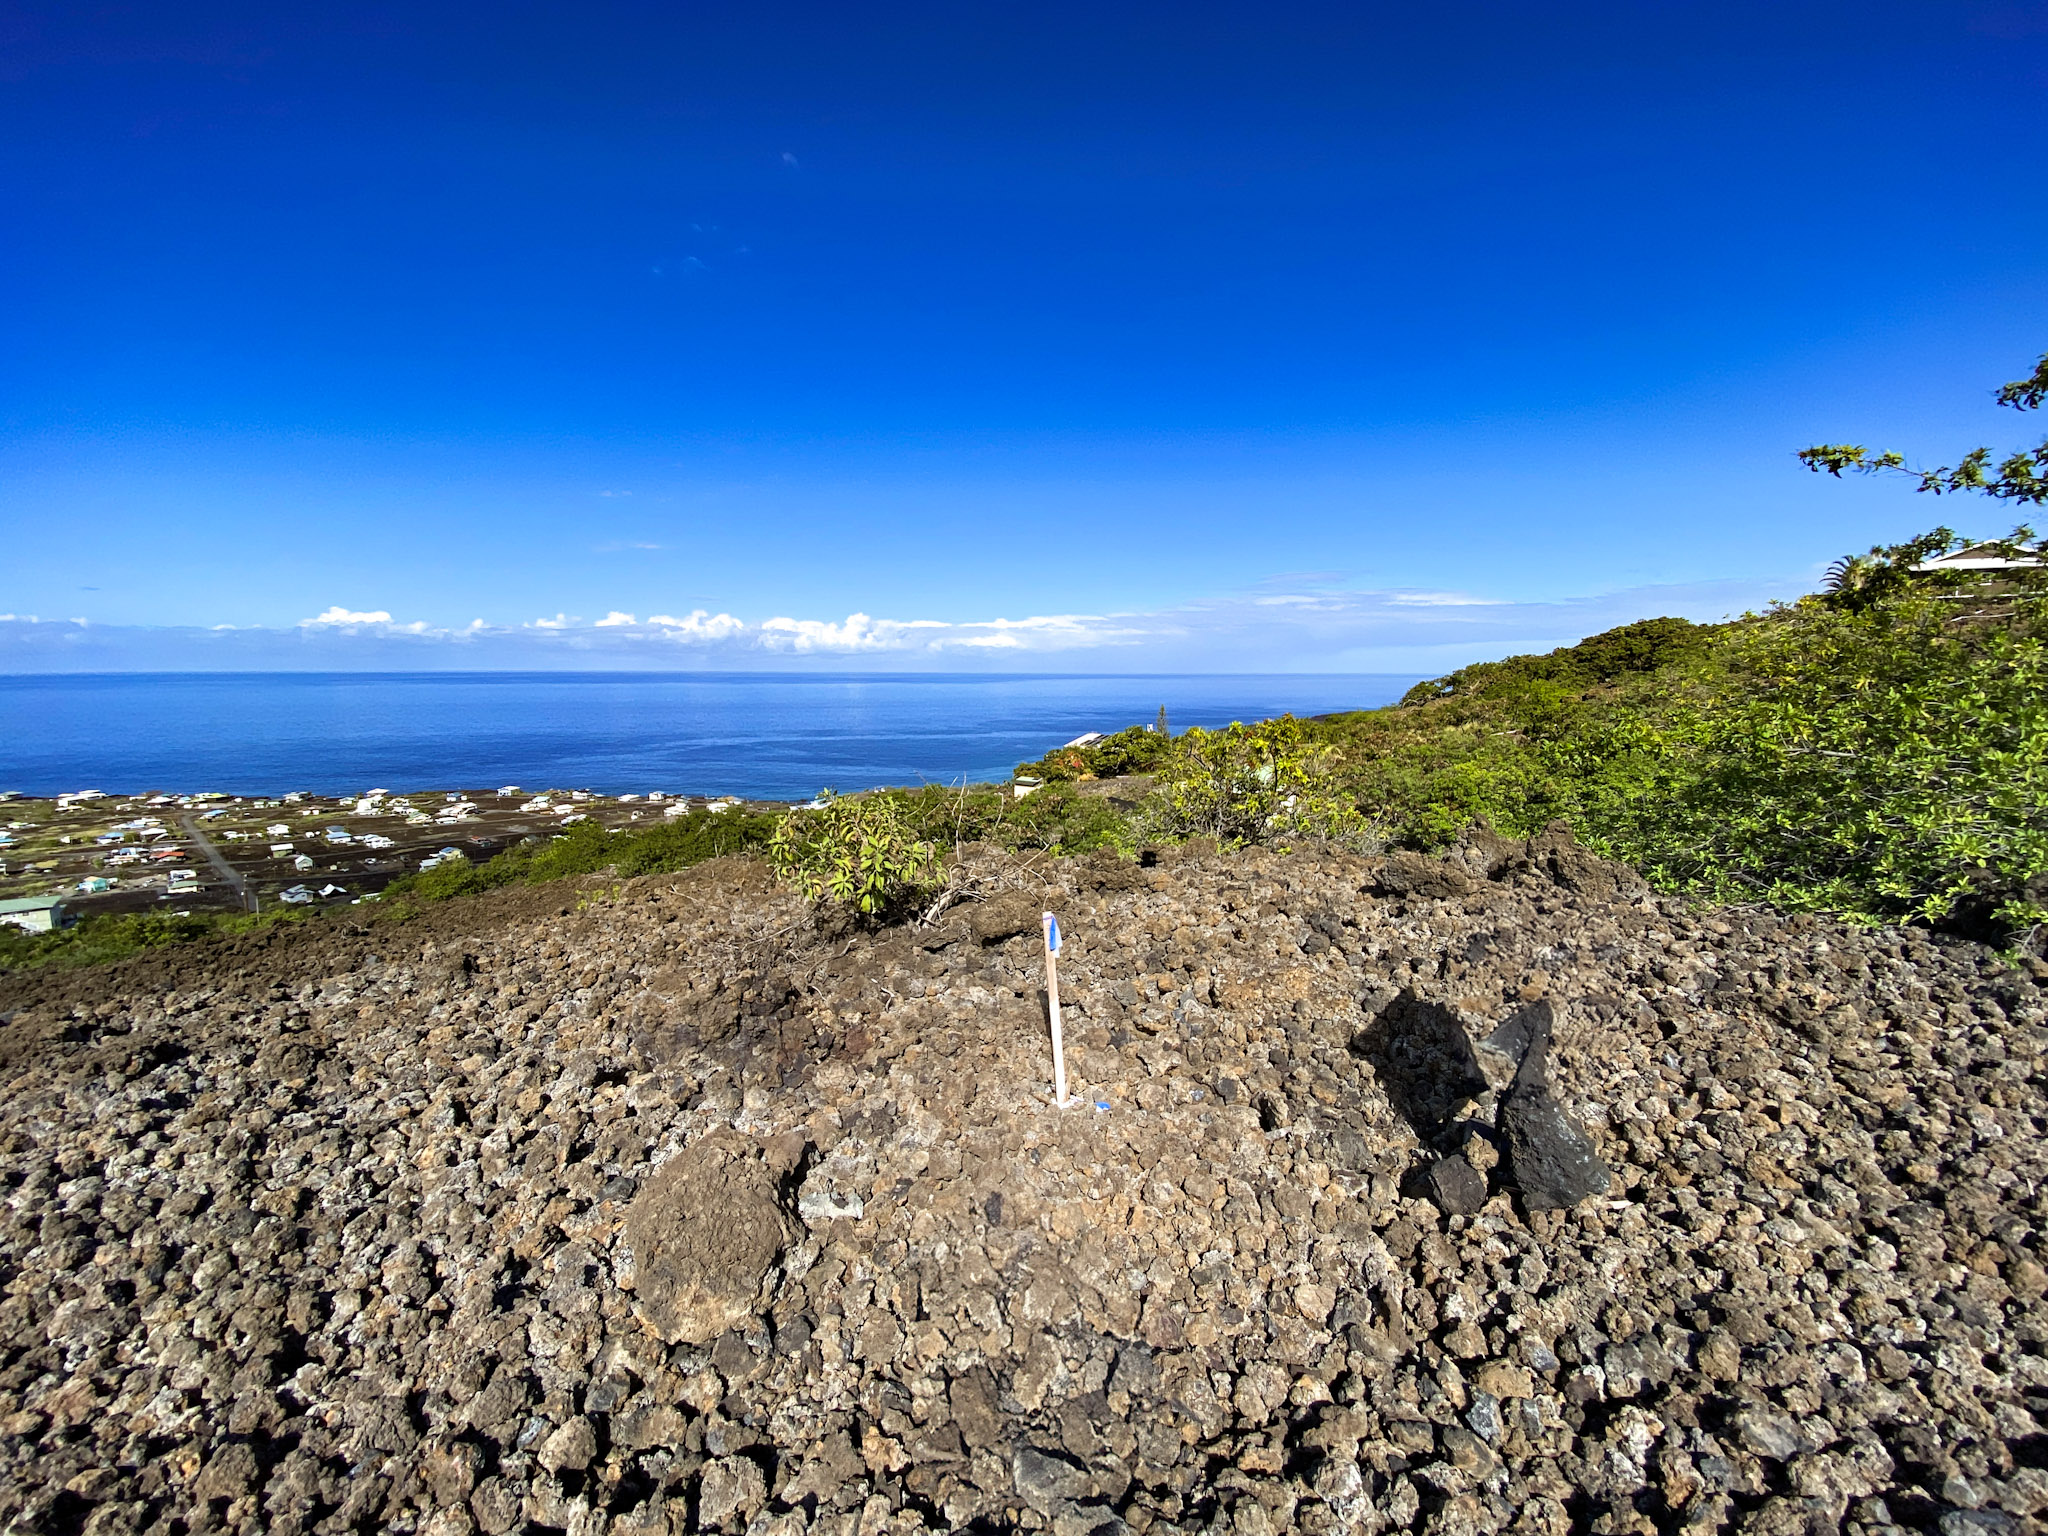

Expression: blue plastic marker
xmin=1044 ymin=910 xmax=1067 ymax=1107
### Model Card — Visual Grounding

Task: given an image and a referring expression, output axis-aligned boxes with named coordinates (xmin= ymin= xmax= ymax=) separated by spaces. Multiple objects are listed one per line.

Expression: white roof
xmin=1913 ymin=543 xmax=2045 ymax=572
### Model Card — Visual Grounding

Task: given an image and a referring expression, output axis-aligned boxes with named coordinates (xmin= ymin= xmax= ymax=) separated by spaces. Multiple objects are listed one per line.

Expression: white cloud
xmin=27 ymin=571 xmax=1805 ymax=674
xmin=648 ymin=610 xmax=746 ymax=640
xmin=1386 ymin=591 xmax=1508 ymax=607
xmin=759 ymin=613 xmax=895 ymax=651
xmin=302 ymin=606 xmax=394 ymax=627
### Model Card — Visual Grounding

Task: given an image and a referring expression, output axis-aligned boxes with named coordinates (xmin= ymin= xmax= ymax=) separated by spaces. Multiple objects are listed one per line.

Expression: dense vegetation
xmin=1322 ymin=561 xmax=2047 ymax=940
xmin=997 ymin=515 xmax=2047 ymax=944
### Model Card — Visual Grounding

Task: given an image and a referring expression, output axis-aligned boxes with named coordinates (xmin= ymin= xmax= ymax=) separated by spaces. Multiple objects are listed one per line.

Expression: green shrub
xmin=769 ymin=793 xmax=943 ymax=916
xmin=1016 ymin=723 xmax=1176 ymax=782
xmin=1145 ymin=716 xmax=1381 ymax=851
xmin=1592 ymin=593 xmax=2048 ymax=935
xmin=1329 ymin=551 xmax=2048 ymax=942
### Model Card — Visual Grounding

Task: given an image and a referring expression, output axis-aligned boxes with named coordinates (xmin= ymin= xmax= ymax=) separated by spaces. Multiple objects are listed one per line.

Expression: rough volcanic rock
xmin=624 ymin=1129 xmax=806 ymax=1343
xmin=1 ymin=835 xmax=2045 ymax=1536
xmin=1425 ymin=1152 xmax=1489 ymax=1215
xmin=967 ymin=891 xmax=1043 ymax=944
xmin=1497 ymin=999 xmax=1614 ymax=1208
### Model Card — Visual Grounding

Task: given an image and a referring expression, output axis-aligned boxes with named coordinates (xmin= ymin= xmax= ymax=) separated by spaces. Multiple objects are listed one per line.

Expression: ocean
xmin=0 ymin=672 xmax=1417 ymax=800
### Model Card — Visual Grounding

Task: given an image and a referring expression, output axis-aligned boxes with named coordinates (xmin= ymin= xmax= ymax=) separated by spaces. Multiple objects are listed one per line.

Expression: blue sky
xmin=3 ymin=0 xmax=2046 ymax=671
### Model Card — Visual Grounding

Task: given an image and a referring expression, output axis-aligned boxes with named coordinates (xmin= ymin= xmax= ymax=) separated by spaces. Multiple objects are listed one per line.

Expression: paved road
xmin=178 ymin=813 xmax=258 ymax=912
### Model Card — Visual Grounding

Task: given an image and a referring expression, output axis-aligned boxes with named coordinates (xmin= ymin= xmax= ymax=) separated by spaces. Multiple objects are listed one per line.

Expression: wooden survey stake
xmin=1044 ymin=910 xmax=1068 ymax=1108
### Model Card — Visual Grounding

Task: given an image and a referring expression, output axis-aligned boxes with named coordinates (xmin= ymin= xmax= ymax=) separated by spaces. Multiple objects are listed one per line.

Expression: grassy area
xmin=0 ymin=904 xmax=316 ymax=974
xmin=383 ymin=808 xmax=782 ymax=903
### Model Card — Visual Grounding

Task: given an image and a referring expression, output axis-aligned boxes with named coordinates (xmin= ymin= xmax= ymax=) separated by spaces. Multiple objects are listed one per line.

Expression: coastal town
xmin=0 ymin=786 xmax=776 ymax=933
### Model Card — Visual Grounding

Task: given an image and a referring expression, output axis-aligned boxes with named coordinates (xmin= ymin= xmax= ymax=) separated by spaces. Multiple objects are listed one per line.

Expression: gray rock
xmin=1735 ymin=1409 xmax=1809 ymax=1461
xmin=623 ymin=1132 xmax=804 ymax=1344
xmin=1013 ymin=1444 xmax=1094 ymax=1514
xmin=697 ymin=1455 xmax=767 ymax=1530
xmin=1498 ymin=1003 xmax=1612 ymax=1209
xmin=1426 ymin=1153 xmax=1489 ymax=1215
xmin=536 ymin=1416 xmax=598 ymax=1474
xmin=968 ymin=892 xmax=1041 ymax=943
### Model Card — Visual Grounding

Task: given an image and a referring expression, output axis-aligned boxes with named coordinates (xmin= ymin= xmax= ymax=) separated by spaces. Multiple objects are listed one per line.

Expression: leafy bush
xmin=1589 ymin=593 xmax=2048 ymax=936
xmin=1145 ymin=716 xmax=1382 ymax=851
xmin=1016 ymin=723 xmax=1176 ymax=782
xmin=768 ymin=793 xmax=944 ymax=916
xmin=1328 ymin=555 xmax=2048 ymax=942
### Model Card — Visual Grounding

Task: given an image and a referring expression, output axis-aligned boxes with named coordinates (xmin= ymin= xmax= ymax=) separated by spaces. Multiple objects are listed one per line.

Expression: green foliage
xmin=1594 ymin=594 xmax=2048 ymax=936
xmin=0 ymin=905 xmax=310 ymax=974
xmin=888 ymin=780 xmax=1136 ymax=859
xmin=1819 ymin=525 xmax=2046 ymax=613
xmin=1800 ymin=348 xmax=2048 ymax=505
xmin=1016 ymin=723 xmax=1176 ymax=782
xmin=386 ymin=810 xmax=779 ymax=904
xmin=1326 ymin=554 xmax=2048 ymax=942
xmin=1144 ymin=716 xmax=1381 ymax=851
xmin=1399 ymin=617 xmax=1711 ymax=705
xmin=768 ymin=793 xmax=943 ymax=916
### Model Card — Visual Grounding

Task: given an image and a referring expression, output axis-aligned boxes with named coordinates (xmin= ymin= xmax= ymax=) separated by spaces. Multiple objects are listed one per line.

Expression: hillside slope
xmin=2 ymin=833 xmax=2044 ymax=1535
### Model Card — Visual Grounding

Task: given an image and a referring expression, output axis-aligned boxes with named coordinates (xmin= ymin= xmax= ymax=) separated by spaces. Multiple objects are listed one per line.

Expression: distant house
xmin=75 ymin=877 xmax=113 ymax=893
xmin=293 ymin=854 xmax=315 ymax=871
xmin=1913 ymin=543 xmax=2046 ymax=573
xmin=0 ymin=896 xmax=73 ymax=934
xmin=1063 ymin=731 xmax=1108 ymax=750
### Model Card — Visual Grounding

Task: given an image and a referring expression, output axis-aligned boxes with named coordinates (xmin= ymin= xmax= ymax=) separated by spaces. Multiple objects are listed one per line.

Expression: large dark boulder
xmin=1497 ymin=1000 xmax=1613 ymax=1210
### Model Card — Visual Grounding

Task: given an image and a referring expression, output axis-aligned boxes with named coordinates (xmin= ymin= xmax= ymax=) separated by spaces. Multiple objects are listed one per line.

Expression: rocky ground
xmin=1 ymin=826 xmax=2045 ymax=1536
